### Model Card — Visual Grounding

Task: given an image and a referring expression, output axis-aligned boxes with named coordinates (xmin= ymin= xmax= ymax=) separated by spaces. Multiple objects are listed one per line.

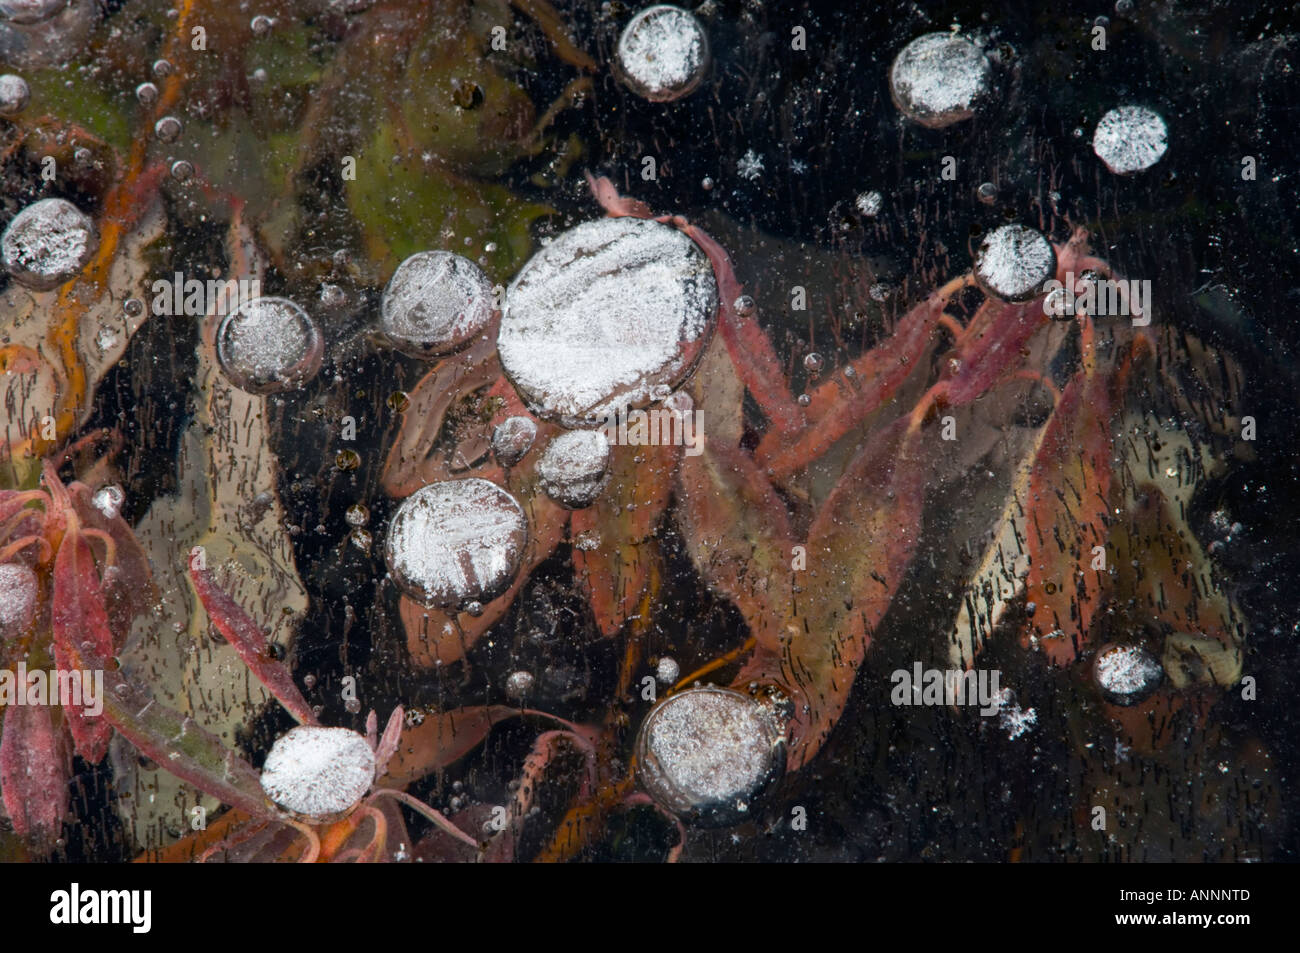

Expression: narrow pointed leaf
xmin=189 ymin=566 xmax=318 ymax=725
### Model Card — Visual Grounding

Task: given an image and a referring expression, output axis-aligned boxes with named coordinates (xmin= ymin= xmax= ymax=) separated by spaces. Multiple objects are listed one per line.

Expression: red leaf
xmin=741 ymin=417 xmax=926 ymax=769
xmin=188 ymin=566 xmax=318 ymax=725
xmin=0 ymin=703 xmax=69 ymax=846
xmin=49 ymin=529 xmax=115 ymax=762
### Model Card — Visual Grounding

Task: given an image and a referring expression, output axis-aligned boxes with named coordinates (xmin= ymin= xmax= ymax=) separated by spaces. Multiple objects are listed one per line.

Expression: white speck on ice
xmin=855 ymin=190 xmax=884 ymax=217
xmin=992 ymin=688 xmax=1038 ymax=740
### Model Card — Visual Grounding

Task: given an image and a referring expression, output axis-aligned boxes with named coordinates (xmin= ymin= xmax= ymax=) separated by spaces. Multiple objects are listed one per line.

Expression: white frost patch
xmin=498 ymin=216 xmax=717 ymax=426
xmin=1095 ymin=644 xmax=1163 ymax=704
xmin=537 ymin=429 xmax=610 ymax=509
xmin=855 ymin=190 xmax=884 ymax=218
xmin=91 ymin=484 xmax=124 ymax=520
xmin=1093 ymin=105 xmax=1168 ymax=174
xmin=380 ymin=250 xmax=494 ymax=359
xmin=615 ymin=4 xmax=709 ymax=102
xmin=637 ymin=686 xmax=781 ymax=818
xmin=384 ymin=478 xmax=527 ymax=607
xmin=973 ymin=224 xmax=1056 ymax=302
xmin=0 ymin=74 xmax=30 ymax=115
xmin=216 ymin=296 xmax=322 ymax=394
xmin=0 ymin=563 xmax=38 ymax=629
xmin=260 ymin=725 xmax=375 ymax=819
xmin=890 ymin=33 xmax=991 ymax=128
xmin=1 ymin=197 xmax=96 ymax=291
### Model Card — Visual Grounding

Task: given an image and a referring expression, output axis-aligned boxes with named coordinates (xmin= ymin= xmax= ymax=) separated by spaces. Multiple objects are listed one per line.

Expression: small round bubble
xmin=154 ymin=115 xmax=182 ymax=142
xmin=215 ymin=296 xmax=324 ymax=394
xmin=0 ymin=74 xmax=31 ymax=116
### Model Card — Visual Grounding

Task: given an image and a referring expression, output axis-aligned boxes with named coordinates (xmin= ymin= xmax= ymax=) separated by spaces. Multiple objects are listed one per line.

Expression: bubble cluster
xmin=615 ymin=4 xmax=709 ymax=102
xmin=380 ymin=250 xmax=495 ymax=359
xmin=215 ymin=297 xmax=323 ymax=394
xmin=1 ymin=197 xmax=97 ymax=291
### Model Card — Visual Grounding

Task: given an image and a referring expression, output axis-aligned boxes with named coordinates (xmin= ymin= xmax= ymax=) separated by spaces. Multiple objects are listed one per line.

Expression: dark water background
xmin=28 ymin=0 xmax=1300 ymax=861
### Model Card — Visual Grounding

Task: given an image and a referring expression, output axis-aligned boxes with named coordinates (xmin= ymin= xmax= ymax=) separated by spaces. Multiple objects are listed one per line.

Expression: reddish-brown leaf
xmin=382 ymin=706 xmax=521 ymax=785
xmin=0 ymin=703 xmax=69 ymax=846
xmin=742 ymin=417 xmax=926 ymax=769
xmin=189 ymin=566 xmax=318 ymax=725
xmin=573 ymin=441 xmax=675 ymax=636
xmin=49 ymin=529 xmax=115 ymax=762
